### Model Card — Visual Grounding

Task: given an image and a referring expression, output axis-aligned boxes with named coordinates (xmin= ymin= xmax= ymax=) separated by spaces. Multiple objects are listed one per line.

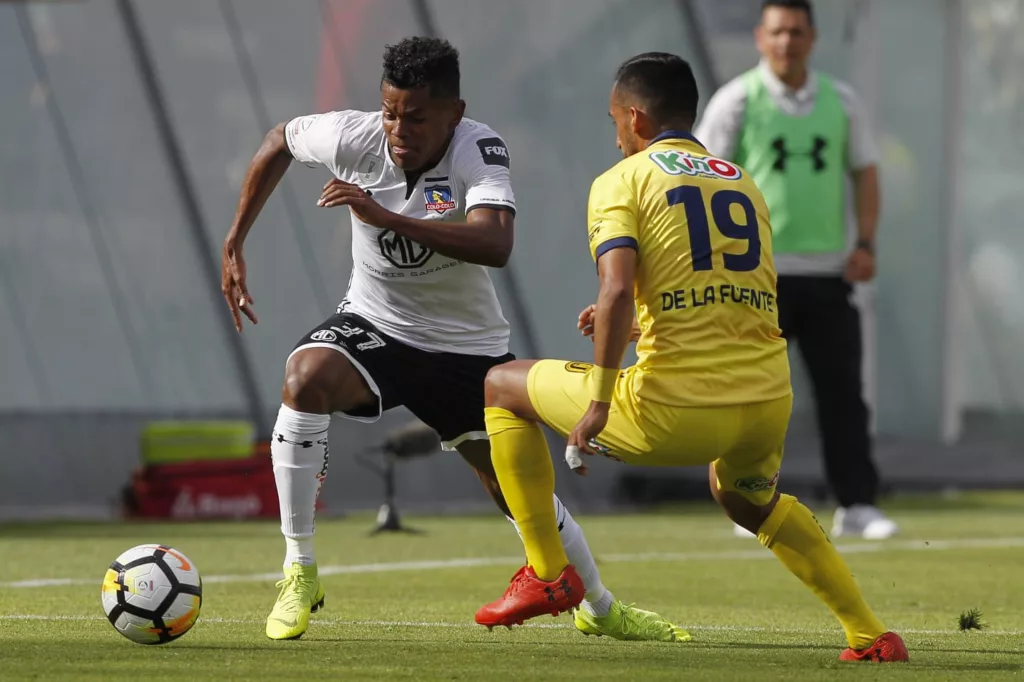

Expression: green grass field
xmin=2 ymin=492 xmax=1024 ymax=680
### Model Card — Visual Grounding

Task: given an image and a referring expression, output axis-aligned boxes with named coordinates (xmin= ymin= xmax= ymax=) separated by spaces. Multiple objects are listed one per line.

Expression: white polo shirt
xmin=695 ymin=61 xmax=880 ymax=276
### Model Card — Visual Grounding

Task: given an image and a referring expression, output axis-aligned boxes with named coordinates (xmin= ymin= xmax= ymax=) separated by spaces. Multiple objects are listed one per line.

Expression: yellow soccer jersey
xmin=587 ymin=130 xmax=791 ymax=407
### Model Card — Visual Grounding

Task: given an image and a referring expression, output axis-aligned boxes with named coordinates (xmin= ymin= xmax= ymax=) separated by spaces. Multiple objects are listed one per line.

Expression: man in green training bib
xmin=696 ymin=0 xmax=896 ymax=540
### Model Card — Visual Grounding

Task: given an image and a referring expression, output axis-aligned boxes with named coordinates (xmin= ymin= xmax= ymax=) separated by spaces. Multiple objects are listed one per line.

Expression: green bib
xmin=734 ymin=69 xmax=848 ymax=255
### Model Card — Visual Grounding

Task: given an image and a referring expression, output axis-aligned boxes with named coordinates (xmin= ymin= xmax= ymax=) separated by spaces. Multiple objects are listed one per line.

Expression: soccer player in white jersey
xmin=221 ymin=37 xmax=684 ymax=642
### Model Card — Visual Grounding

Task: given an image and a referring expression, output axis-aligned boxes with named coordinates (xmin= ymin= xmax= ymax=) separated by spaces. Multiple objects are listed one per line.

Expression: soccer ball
xmin=100 ymin=544 xmax=203 ymax=644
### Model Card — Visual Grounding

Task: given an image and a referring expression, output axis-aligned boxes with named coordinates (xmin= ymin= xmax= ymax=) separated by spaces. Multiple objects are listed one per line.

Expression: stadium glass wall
xmin=0 ymin=0 xmax=1020 ymax=518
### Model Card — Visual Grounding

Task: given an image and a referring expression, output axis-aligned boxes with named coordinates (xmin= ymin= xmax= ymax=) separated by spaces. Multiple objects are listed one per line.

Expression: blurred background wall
xmin=0 ymin=0 xmax=1021 ymax=519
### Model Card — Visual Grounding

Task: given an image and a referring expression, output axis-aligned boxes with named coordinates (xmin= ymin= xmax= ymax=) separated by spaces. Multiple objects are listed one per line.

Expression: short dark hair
xmin=613 ymin=52 xmax=699 ymax=127
xmin=761 ymin=0 xmax=814 ymax=26
xmin=381 ymin=37 xmax=460 ymax=99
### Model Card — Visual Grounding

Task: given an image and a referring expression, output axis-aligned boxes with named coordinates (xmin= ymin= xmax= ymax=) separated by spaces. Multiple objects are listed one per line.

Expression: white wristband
xmin=564 ymin=445 xmax=584 ymax=470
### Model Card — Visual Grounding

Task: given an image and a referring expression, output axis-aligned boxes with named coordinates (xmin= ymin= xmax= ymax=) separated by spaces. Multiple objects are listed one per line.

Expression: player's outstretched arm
xmin=221 ymin=123 xmax=294 ymax=331
xmin=317 ymin=179 xmax=513 ymax=268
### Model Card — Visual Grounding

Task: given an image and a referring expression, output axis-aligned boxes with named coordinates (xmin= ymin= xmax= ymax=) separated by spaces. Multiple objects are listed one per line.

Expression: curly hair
xmin=381 ymin=37 xmax=460 ymax=99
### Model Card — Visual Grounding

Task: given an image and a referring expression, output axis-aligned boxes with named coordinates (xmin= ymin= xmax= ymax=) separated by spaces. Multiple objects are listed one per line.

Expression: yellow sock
xmin=758 ymin=494 xmax=887 ymax=649
xmin=484 ymin=407 xmax=568 ymax=581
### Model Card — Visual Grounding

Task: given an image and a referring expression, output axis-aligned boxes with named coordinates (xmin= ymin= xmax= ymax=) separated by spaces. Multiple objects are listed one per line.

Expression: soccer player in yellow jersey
xmin=475 ymin=52 xmax=908 ymax=663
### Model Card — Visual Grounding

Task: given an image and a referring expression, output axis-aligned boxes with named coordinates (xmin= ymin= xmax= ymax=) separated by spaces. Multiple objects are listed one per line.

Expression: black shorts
xmin=290 ymin=311 xmax=515 ymax=450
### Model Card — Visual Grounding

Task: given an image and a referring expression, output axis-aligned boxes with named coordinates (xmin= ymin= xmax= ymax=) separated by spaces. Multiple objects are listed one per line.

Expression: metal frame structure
xmin=219 ymin=0 xmax=333 ymax=314
xmin=114 ymin=0 xmax=268 ymax=434
xmin=15 ymin=3 xmax=156 ymax=400
xmin=940 ymin=0 xmax=965 ymax=443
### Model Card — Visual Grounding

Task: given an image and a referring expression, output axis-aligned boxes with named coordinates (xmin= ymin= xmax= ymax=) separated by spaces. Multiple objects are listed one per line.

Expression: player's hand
xmin=844 ymin=247 xmax=875 ymax=283
xmin=564 ymin=401 xmax=610 ymax=477
xmin=578 ymin=304 xmax=640 ymax=342
xmin=577 ymin=304 xmax=596 ymax=339
xmin=317 ymin=178 xmax=392 ymax=228
xmin=221 ymin=241 xmax=257 ymax=332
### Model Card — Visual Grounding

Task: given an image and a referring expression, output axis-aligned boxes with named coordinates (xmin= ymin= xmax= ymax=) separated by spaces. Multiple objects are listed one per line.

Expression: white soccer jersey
xmin=285 ymin=111 xmax=516 ymax=356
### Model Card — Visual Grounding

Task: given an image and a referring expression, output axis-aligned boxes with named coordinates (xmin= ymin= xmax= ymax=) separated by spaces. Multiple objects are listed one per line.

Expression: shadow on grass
xmin=908 ymin=662 xmax=1023 ymax=673
xmin=696 ymin=641 xmax=837 ymax=653
xmin=914 ymin=646 xmax=1024 ymax=658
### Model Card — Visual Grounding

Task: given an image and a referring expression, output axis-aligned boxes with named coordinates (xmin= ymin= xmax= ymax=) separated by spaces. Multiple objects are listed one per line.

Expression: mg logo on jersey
xmin=650 ymin=150 xmax=742 ymax=181
xmin=310 ymin=329 xmax=337 ymax=343
xmin=378 ymin=230 xmax=434 ymax=269
xmin=424 ymin=184 xmax=456 ymax=214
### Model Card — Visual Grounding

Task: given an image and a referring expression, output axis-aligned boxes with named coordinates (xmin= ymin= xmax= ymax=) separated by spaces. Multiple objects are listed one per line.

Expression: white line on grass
xmin=0 ymin=614 xmax=1020 ymax=637
xmin=3 ymin=535 xmax=1024 ymax=590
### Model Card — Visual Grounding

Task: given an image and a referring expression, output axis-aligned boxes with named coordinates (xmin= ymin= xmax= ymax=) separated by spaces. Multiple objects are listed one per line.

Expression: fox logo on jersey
xmin=476 ymin=137 xmax=510 ymax=168
xmin=424 ymin=185 xmax=457 ymax=214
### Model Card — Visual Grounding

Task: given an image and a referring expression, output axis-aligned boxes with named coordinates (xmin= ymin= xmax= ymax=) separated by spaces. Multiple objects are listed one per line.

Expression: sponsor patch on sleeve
xmin=476 ymin=137 xmax=510 ymax=168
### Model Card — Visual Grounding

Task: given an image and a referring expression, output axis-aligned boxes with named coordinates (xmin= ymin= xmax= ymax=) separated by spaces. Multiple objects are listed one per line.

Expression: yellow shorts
xmin=527 ymin=360 xmax=793 ymax=505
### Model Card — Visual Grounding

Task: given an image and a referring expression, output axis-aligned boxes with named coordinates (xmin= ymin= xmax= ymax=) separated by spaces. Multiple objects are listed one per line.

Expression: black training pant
xmin=777 ymin=275 xmax=879 ymax=507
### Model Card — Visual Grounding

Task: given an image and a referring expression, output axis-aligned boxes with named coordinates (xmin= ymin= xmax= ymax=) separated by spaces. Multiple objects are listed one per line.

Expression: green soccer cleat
xmin=265 ymin=562 xmax=326 ymax=640
xmin=574 ymin=600 xmax=691 ymax=642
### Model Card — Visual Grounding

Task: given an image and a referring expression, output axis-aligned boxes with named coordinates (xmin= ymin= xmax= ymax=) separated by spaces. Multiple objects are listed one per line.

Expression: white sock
xmin=271 ymin=404 xmax=331 ymax=568
xmin=507 ymin=494 xmax=614 ymax=616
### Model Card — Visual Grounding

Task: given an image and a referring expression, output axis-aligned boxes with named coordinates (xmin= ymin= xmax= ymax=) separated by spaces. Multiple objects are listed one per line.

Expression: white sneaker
xmin=832 ymin=505 xmax=899 ymax=540
xmin=733 ymin=522 xmax=757 ymax=538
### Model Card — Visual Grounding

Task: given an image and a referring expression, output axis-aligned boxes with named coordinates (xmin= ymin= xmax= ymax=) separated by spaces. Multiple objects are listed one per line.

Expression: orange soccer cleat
xmin=476 ymin=565 xmax=584 ymax=629
xmin=839 ymin=632 xmax=910 ymax=662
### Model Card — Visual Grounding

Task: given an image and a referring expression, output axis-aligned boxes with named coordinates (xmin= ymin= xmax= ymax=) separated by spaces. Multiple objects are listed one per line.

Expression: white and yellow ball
xmin=100 ymin=544 xmax=202 ymax=645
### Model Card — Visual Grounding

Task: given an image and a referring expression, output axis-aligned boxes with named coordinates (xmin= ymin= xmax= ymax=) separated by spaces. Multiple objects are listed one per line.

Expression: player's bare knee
xmin=718 ymin=491 xmax=779 ymax=536
xmin=483 ymin=363 xmax=514 ymax=408
xmin=717 ymin=493 xmax=756 ymax=534
xmin=282 ymin=354 xmax=333 ymax=413
xmin=708 ymin=464 xmax=780 ymax=533
xmin=283 ymin=348 xmax=371 ymax=414
xmin=484 ymin=360 xmax=536 ymax=415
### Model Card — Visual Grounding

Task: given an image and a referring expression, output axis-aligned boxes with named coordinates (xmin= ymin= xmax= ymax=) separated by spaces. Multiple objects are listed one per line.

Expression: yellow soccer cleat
xmin=574 ymin=601 xmax=691 ymax=643
xmin=265 ymin=562 xmax=326 ymax=640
